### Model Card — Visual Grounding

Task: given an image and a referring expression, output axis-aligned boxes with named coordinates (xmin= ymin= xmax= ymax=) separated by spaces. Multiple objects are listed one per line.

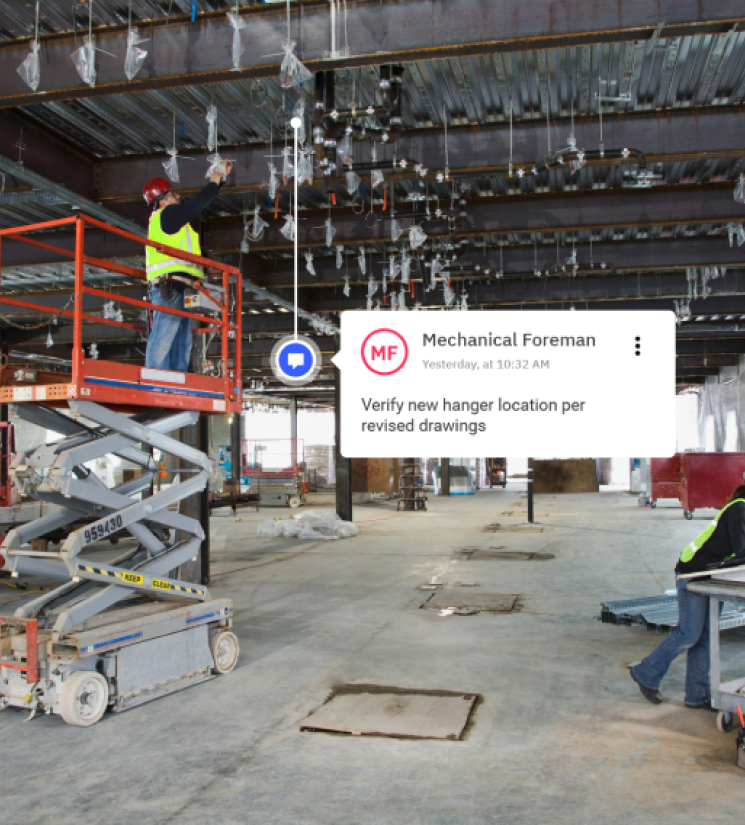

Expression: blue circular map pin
xmin=271 ymin=335 xmax=322 ymax=386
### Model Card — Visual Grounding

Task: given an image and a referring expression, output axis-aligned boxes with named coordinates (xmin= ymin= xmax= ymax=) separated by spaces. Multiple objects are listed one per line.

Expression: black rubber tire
xmin=684 ymin=511 xmax=694 ymax=520
xmin=651 ymin=501 xmax=657 ymax=509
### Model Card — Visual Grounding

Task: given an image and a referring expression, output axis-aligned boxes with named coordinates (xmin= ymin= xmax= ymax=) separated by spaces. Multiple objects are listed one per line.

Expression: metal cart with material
xmin=0 ymin=215 xmax=243 ymax=725
xmin=242 ymin=439 xmax=309 ymax=508
xmin=687 ymin=572 xmax=745 ymax=733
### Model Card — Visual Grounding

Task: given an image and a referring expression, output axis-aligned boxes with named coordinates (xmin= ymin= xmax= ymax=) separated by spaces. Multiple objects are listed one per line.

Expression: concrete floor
xmin=3 ymin=488 xmax=745 ymax=824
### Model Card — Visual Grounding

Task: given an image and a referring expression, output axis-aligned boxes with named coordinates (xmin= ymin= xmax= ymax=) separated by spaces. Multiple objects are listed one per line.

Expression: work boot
xmin=630 ymin=668 xmax=663 ymax=704
xmin=684 ymin=699 xmax=715 ymax=711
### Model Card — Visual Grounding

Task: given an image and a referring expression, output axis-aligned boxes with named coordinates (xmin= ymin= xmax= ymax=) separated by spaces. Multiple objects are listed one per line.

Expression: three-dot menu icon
xmin=635 ymin=336 xmax=641 ymax=356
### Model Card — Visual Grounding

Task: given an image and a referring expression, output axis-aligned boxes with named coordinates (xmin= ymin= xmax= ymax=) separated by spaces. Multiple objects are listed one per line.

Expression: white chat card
xmin=332 ymin=311 xmax=676 ymax=458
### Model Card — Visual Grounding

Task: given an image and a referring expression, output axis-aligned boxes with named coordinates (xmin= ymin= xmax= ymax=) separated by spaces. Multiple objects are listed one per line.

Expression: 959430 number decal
xmin=84 ymin=515 xmax=123 ymax=545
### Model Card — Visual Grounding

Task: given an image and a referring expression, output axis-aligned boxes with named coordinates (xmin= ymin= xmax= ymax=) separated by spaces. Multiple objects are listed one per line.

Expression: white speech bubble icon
xmin=288 ymin=352 xmax=305 ymax=369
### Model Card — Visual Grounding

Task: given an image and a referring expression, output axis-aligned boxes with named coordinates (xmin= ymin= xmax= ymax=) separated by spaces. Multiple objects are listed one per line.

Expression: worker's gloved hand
xmin=210 ymin=160 xmax=233 ymax=185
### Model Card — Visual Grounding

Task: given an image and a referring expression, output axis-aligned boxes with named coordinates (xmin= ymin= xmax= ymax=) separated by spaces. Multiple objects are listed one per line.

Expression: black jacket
xmin=159 ymin=181 xmax=222 ymax=235
xmin=675 ymin=500 xmax=745 ymax=574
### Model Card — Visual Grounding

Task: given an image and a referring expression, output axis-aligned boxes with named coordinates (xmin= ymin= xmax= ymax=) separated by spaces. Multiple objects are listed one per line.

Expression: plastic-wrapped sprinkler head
xmin=305 ymin=251 xmax=316 ymax=276
xmin=125 ymin=26 xmax=148 ymax=81
xmin=46 ymin=328 xmax=54 ymax=349
xmin=337 ymin=135 xmax=352 ymax=168
xmin=346 ymin=171 xmax=361 ymax=195
xmin=336 ymin=246 xmax=344 ymax=269
xmin=366 ymin=296 xmax=373 ymax=311
xmin=240 ymin=231 xmax=250 ymax=254
xmin=89 ymin=343 xmax=99 ymax=360
xmin=388 ymin=258 xmax=401 ymax=282
xmin=282 ymin=147 xmax=294 ymax=182
xmin=409 ymin=225 xmax=427 ymax=250
xmin=569 ymin=150 xmax=586 ymax=175
xmin=367 ymin=277 xmax=378 ymax=298
xmin=358 ymin=250 xmax=367 ymax=276
xmin=401 ymin=253 xmax=411 ymax=284
xmin=391 ymin=219 xmax=404 ymax=242
xmin=382 ymin=271 xmax=387 ymax=294
xmin=163 ymin=148 xmax=180 ymax=184
xmin=17 ymin=41 xmax=41 ymax=92
xmin=297 ymin=151 xmax=314 ymax=186
xmin=206 ymin=153 xmax=226 ymax=179
xmin=324 ymin=218 xmax=337 ymax=247
xmin=206 ymin=105 xmax=218 ymax=152
xmin=371 ymin=170 xmax=385 ymax=189
xmin=461 ymin=292 xmax=468 ymax=312
xmin=728 ymin=222 xmax=737 ymax=248
xmin=398 ymin=288 xmax=407 ymax=311
xmin=72 ymin=35 xmax=97 ymax=88
xmin=735 ymin=174 xmax=745 ymax=205
xmin=280 ymin=214 xmax=295 ymax=241
xmin=279 ymin=41 xmax=312 ymax=89
xmin=226 ymin=11 xmax=247 ymax=71
xmin=738 ymin=224 xmax=745 ymax=247
xmin=248 ymin=207 xmax=268 ymax=241
xmin=443 ymin=282 xmax=456 ymax=307
xmin=390 ymin=293 xmax=398 ymax=311
xmin=268 ymin=164 xmax=279 ymax=200
xmin=343 ymin=276 xmax=351 ymax=297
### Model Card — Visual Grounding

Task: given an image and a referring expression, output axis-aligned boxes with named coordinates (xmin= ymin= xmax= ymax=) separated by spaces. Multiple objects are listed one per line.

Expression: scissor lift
xmin=0 ymin=215 xmax=243 ymax=725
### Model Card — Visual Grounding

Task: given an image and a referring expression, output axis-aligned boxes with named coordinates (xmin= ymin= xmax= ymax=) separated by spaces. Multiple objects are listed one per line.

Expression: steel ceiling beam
xmin=96 ymin=108 xmax=745 ymax=202
xmin=0 ymin=1 xmax=741 ymax=107
xmin=253 ymin=237 xmax=745 ymax=288
xmin=205 ymin=185 xmax=745 ymax=251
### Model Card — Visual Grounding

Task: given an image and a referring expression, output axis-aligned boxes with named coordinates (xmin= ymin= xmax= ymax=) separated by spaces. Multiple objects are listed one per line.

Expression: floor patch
xmin=484 ymin=523 xmax=545 ymax=533
xmin=471 ymin=550 xmax=555 ymax=561
xmin=422 ymin=593 xmax=519 ymax=613
xmin=301 ymin=687 xmax=478 ymax=740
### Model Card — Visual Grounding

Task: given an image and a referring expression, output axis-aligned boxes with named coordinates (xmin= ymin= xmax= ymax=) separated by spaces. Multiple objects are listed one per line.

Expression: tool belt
xmin=152 ymin=273 xmax=199 ymax=301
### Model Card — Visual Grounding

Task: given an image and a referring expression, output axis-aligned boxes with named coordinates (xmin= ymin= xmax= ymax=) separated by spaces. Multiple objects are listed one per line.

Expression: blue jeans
xmin=632 ymin=579 xmax=714 ymax=705
xmin=145 ymin=281 xmax=192 ymax=373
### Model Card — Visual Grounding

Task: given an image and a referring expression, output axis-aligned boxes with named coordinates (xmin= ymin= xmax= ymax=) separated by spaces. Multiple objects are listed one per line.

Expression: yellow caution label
xmin=119 ymin=572 xmax=144 ymax=585
xmin=151 ymin=578 xmax=173 ymax=591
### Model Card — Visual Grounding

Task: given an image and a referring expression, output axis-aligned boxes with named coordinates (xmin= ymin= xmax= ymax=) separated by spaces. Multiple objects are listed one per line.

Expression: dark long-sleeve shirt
xmin=159 ymin=181 xmax=222 ymax=235
xmin=676 ymin=500 xmax=745 ymax=574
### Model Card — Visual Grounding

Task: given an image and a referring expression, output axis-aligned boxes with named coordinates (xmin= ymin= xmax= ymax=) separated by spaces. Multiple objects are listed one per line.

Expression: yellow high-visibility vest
xmin=679 ymin=498 xmax=745 ymax=563
xmin=146 ymin=209 xmax=204 ymax=281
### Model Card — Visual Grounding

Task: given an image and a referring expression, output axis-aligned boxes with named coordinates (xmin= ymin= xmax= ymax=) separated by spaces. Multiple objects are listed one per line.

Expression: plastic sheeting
xmin=257 ymin=510 xmax=358 ymax=541
xmin=280 ymin=214 xmax=295 ymax=241
xmin=391 ymin=219 xmax=404 ymax=242
xmin=206 ymin=105 xmax=218 ymax=152
xmin=125 ymin=27 xmax=148 ymax=80
xmin=268 ymin=163 xmax=279 ymax=199
xmin=346 ymin=171 xmax=361 ymax=195
xmin=226 ymin=10 xmax=247 ymax=70
xmin=336 ymin=246 xmax=344 ymax=269
xmin=696 ymin=361 xmax=745 ymax=452
xmin=323 ymin=217 xmax=337 ymax=247
xmin=410 ymin=225 xmax=427 ymax=249
xmin=17 ymin=41 xmax=40 ymax=92
xmin=305 ymin=251 xmax=316 ymax=276
xmin=72 ymin=36 xmax=96 ymax=88
xmin=163 ymin=148 xmax=180 ymax=183
xmin=279 ymin=41 xmax=312 ymax=88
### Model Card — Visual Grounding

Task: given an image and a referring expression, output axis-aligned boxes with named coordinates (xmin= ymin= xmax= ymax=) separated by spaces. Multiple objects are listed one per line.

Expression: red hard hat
xmin=143 ymin=176 xmax=173 ymax=207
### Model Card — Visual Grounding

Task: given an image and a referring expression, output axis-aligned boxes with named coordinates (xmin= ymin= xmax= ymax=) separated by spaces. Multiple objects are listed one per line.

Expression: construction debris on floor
xmin=257 ymin=510 xmax=358 ymax=541
xmin=598 ymin=593 xmax=745 ymax=631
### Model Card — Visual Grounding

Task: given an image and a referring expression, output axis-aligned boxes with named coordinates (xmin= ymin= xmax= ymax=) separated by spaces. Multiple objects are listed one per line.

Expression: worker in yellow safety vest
xmin=142 ymin=160 xmax=233 ymax=372
xmin=631 ymin=484 xmax=745 ymax=708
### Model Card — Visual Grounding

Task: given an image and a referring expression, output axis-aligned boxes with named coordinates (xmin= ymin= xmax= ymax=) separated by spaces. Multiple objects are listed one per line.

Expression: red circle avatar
xmin=361 ymin=328 xmax=409 ymax=375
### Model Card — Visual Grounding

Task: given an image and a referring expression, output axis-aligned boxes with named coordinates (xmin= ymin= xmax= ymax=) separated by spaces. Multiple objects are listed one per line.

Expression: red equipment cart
xmin=679 ymin=453 xmax=745 ymax=520
xmin=650 ymin=456 xmax=682 ymax=509
xmin=650 ymin=453 xmax=745 ymax=519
